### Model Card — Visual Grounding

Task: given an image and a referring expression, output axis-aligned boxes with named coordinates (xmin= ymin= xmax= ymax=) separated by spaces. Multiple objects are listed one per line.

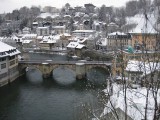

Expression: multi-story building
xmin=36 ymin=27 xmax=50 ymax=36
xmin=52 ymin=26 xmax=66 ymax=34
xmin=125 ymin=13 xmax=158 ymax=51
xmin=131 ymin=33 xmax=158 ymax=51
xmin=107 ymin=32 xmax=132 ymax=51
xmin=0 ymin=41 xmax=20 ymax=87
xmin=72 ymin=30 xmax=96 ymax=38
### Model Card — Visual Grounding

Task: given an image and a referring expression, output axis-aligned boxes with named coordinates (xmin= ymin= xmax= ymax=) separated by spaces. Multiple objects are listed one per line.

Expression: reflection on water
xmin=52 ymin=67 xmax=76 ymax=86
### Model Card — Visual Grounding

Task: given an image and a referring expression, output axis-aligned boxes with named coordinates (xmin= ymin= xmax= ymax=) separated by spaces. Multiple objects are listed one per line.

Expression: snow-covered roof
xmin=126 ymin=13 xmax=157 ymax=34
xmin=37 ymin=12 xmax=59 ymax=19
xmin=22 ymin=34 xmax=37 ymax=39
xmin=125 ymin=60 xmax=160 ymax=76
xmin=64 ymin=15 xmax=71 ymax=18
xmin=61 ymin=33 xmax=71 ymax=37
xmin=32 ymin=22 xmax=38 ymax=25
xmin=40 ymin=35 xmax=59 ymax=44
xmin=67 ymin=42 xmax=79 ymax=48
xmin=0 ymin=41 xmax=20 ymax=57
xmin=102 ymin=83 xmax=160 ymax=120
xmin=37 ymin=36 xmax=44 ymax=40
xmin=11 ymin=35 xmax=19 ymax=40
xmin=77 ymin=38 xmax=87 ymax=44
xmin=37 ymin=27 xmax=49 ymax=29
xmin=76 ymin=44 xmax=85 ymax=49
xmin=107 ymin=22 xmax=119 ymax=27
xmin=108 ymin=31 xmax=127 ymax=36
xmin=52 ymin=26 xmax=65 ymax=29
xmin=23 ymin=27 xmax=30 ymax=31
xmin=40 ymin=39 xmax=56 ymax=44
xmin=72 ymin=30 xmax=95 ymax=33
xmin=67 ymin=41 xmax=85 ymax=49
xmin=23 ymin=40 xmax=32 ymax=44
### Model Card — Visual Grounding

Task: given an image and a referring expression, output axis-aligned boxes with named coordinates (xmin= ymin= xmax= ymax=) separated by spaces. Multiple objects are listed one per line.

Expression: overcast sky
xmin=0 ymin=0 xmax=130 ymax=13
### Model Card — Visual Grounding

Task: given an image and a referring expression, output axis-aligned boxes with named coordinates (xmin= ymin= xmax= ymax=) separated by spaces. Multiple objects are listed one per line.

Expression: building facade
xmin=0 ymin=41 xmax=20 ymax=87
xmin=107 ymin=32 xmax=132 ymax=51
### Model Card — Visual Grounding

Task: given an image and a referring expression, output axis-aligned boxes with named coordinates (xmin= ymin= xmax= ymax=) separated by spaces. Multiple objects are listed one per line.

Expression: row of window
xmin=0 ymin=58 xmax=6 ymax=62
xmin=1 ymin=63 xmax=6 ymax=69
xmin=9 ymin=56 xmax=15 ymax=60
xmin=10 ymin=60 xmax=15 ymax=66
xmin=9 ymin=66 xmax=18 ymax=75
xmin=0 ymin=72 xmax=7 ymax=79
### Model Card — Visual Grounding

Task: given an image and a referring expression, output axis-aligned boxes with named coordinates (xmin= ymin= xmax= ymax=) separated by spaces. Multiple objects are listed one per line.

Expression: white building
xmin=52 ymin=26 xmax=66 ymax=34
xmin=0 ymin=41 xmax=20 ymax=87
xmin=72 ymin=30 xmax=96 ymax=38
xmin=36 ymin=27 xmax=50 ymax=36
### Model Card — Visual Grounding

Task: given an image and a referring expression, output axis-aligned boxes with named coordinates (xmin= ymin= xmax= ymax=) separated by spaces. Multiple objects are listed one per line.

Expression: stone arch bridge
xmin=18 ymin=60 xmax=112 ymax=79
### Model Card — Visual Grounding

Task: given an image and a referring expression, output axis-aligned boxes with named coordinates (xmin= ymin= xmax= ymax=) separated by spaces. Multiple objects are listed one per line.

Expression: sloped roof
xmin=0 ymin=41 xmax=20 ymax=57
xmin=125 ymin=60 xmax=160 ymax=76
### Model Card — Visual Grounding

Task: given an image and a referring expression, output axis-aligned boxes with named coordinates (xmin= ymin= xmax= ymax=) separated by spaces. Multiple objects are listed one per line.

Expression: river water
xmin=0 ymin=53 xmax=109 ymax=120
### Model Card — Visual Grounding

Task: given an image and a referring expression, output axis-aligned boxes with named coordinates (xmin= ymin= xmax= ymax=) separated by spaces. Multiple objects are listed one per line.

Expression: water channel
xmin=0 ymin=53 xmax=109 ymax=120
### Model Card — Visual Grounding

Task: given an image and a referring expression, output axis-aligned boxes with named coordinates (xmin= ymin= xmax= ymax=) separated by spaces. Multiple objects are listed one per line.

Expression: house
xmin=125 ymin=60 xmax=160 ymax=85
xmin=67 ymin=42 xmax=85 ymax=57
xmin=72 ymin=30 xmax=96 ymax=38
xmin=52 ymin=26 xmax=66 ymax=34
xmin=107 ymin=31 xmax=132 ymax=51
xmin=112 ymin=49 xmax=160 ymax=78
xmin=39 ymin=36 xmax=57 ymax=50
xmin=22 ymin=40 xmax=33 ymax=48
xmin=125 ymin=14 xmax=158 ymax=51
xmin=0 ymin=41 xmax=20 ymax=87
xmin=36 ymin=27 xmax=50 ymax=36
xmin=35 ymin=12 xmax=67 ymax=28
xmin=22 ymin=34 xmax=37 ymax=45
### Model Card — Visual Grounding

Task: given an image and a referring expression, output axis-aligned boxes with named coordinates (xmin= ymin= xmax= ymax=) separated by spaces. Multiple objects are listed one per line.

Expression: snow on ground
xmin=126 ymin=13 xmax=157 ymax=34
xmin=101 ymin=83 xmax=160 ymax=120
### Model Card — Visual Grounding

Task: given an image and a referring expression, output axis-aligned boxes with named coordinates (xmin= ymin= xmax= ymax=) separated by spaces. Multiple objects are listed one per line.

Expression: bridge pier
xmin=41 ymin=63 xmax=52 ymax=79
xmin=76 ymin=63 xmax=86 ymax=80
xmin=42 ymin=73 xmax=51 ymax=79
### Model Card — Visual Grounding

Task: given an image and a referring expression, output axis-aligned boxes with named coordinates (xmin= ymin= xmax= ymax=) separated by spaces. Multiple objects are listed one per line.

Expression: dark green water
xmin=0 ymin=53 xmax=109 ymax=120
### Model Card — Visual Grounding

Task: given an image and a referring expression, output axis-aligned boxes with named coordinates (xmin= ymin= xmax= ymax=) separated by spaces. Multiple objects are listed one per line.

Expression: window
xmin=9 ymin=56 xmax=15 ymax=60
xmin=0 ymin=58 xmax=6 ymax=62
xmin=10 ymin=60 xmax=15 ymax=66
xmin=0 ymin=72 xmax=7 ymax=79
xmin=1 ymin=63 xmax=6 ymax=69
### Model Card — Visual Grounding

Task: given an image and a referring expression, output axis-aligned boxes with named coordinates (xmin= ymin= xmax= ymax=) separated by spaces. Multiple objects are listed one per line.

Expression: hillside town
xmin=0 ymin=0 xmax=160 ymax=120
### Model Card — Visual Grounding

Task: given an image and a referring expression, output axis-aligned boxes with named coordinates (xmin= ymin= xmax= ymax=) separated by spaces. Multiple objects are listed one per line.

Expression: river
xmin=0 ymin=53 xmax=109 ymax=120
